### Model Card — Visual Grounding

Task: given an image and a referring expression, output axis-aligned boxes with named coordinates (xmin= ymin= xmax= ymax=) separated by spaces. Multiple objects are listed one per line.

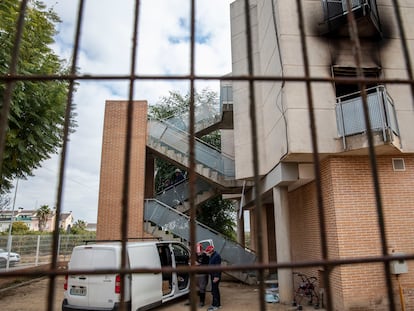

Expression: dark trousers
xmin=211 ymin=279 xmax=221 ymax=307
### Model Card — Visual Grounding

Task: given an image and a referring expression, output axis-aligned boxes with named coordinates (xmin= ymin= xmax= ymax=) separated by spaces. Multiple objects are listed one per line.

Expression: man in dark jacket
xmin=196 ymin=243 xmax=210 ymax=306
xmin=205 ymin=245 xmax=221 ymax=311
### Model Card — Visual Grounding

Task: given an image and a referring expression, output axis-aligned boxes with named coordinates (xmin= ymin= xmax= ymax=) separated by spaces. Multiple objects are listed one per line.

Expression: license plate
xmin=70 ymin=287 xmax=86 ymax=296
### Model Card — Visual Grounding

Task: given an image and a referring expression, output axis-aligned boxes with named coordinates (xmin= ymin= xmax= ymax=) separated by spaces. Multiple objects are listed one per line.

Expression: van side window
xmin=172 ymin=244 xmax=189 ymax=265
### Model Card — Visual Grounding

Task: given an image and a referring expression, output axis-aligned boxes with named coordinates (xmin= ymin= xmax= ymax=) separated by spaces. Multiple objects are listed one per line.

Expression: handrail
xmin=155 ymin=178 xmax=213 ymax=208
xmin=147 ymin=117 xmax=235 ymax=177
xmin=144 ymin=199 xmax=256 ymax=266
xmin=148 ymin=116 xmax=232 ymax=158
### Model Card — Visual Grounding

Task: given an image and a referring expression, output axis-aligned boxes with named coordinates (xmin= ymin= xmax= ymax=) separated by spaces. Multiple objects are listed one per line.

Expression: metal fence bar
xmin=0 ymin=1 xmax=413 ymax=311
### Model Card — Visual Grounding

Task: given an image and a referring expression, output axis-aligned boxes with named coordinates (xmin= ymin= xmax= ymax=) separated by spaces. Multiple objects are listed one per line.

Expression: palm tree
xmin=36 ymin=205 xmax=51 ymax=232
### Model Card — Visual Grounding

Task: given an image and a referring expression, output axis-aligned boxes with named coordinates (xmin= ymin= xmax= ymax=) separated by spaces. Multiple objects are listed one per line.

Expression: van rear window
xmin=70 ymin=248 xmax=117 ymax=270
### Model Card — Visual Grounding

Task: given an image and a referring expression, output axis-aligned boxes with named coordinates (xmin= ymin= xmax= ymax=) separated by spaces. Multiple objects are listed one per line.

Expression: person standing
xmin=171 ymin=168 xmax=185 ymax=185
xmin=205 ymin=245 xmax=221 ymax=311
xmin=196 ymin=243 xmax=210 ymax=307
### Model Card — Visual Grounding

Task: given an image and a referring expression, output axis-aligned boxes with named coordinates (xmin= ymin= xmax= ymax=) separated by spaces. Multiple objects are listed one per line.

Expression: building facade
xmin=96 ymin=1 xmax=414 ymax=309
xmin=0 ymin=207 xmax=57 ymax=232
xmin=230 ymin=0 xmax=414 ymax=309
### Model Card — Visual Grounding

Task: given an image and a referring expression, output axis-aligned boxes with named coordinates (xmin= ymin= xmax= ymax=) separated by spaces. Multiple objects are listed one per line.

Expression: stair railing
xmin=155 ymin=178 xmax=213 ymax=208
xmin=144 ymin=199 xmax=256 ymax=267
xmin=147 ymin=117 xmax=235 ymax=178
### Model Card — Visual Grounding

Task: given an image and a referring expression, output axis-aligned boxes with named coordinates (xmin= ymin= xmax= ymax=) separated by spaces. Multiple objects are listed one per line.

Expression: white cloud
xmin=12 ymin=0 xmax=233 ymax=223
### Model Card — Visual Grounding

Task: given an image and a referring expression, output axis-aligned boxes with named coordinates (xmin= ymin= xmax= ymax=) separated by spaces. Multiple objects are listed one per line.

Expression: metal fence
xmin=0 ymin=1 xmax=413 ymax=311
xmin=0 ymin=234 xmax=95 ymax=267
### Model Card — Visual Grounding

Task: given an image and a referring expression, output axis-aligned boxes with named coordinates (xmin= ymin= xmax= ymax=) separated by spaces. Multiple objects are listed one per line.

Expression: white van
xmin=62 ymin=240 xmax=191 ymax=311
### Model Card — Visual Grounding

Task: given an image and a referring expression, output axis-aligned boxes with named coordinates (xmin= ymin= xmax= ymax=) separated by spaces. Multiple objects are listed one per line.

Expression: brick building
xmin=96 ymin=1 xmax=414 ymax=310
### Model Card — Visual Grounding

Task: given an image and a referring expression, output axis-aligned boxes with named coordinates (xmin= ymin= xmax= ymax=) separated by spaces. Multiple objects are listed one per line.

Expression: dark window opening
xmin=333 ymin=66 xmax=381 ymax=98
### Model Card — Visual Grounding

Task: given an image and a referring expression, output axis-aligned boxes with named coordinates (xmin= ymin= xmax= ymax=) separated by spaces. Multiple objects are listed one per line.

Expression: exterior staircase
xmin=144 ymin=199 xmax=257 ymax=285
xmin=155 ymin=178 xmax=217 ymax=213
xmin=145 ymin=91 xmax=257 ymax=284
xmin=147 ymin=117 xmax=243 ymax=189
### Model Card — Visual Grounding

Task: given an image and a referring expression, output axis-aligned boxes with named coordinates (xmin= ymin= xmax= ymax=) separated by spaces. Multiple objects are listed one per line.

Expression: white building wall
xmin=231 ymin=0 xmax=414 ymax=180
xmin=231 ymin=0 xmax=267 ymax=179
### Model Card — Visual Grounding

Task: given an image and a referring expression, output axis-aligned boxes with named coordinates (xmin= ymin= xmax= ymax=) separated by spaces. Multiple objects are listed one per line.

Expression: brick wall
xmin=289 ymin=155 xmax=414 ymax=310
xmin=96 ymin=100 xmax=148 ymax=240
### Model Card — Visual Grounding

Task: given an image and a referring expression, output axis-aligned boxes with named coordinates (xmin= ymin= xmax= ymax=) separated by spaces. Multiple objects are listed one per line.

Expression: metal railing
xmin=322 ymin=0 xmax=377 ymax=20
xmin=0 ymin=234 xmax=95 ymax=268
xmin=0 ymin=1 xmax=413 ymax=311
xmin=335 ymin=85 xmax=400 ymax=148
xmin=147 ymin=117 xmax=235 ymax=177
xmin=144 ymin=199 xmax=256 ymax=268
xmin=155 ymin=178 xmax=213 ymax=208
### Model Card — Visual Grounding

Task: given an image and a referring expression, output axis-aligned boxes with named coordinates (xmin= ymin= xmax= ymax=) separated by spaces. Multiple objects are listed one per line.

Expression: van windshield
xmin=71 ymin=248 xmax=117 ymax=270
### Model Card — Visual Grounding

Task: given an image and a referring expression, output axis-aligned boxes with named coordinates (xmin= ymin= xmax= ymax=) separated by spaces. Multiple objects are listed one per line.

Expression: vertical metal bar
xmin=0 ymin=0 xmax=28 ymax=178
xmin=48 ymin=1 xmax=85 ymax=310
xmin=376 ymin=87 xmax=387 ymax=142
xmin=243 ymin=1 xmax=266 ymax=310
xmin=188 ymin=0 xmax=198 ymax=309
xmin=118 ymin=1 xmax=141 ymax=310
xmin=295 ymin=0 xmax=333 ymax=309
xmin=338 ymin=99 xmax=347 ymax=149
xmin=345 ymin=0 xmax=396 ymax=309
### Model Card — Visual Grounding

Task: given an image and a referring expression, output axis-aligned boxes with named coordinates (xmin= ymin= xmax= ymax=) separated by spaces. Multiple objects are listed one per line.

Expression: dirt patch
xmin=0 ymin=272 xmax=318 ymax=311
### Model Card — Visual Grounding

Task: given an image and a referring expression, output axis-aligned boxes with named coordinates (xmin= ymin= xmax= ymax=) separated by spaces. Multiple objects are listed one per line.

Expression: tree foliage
xmin=149 ymin=88 xmax=221 ymax=192
xmin=10 ymin=220 xmax=29 ymax=234
xmin=197 ymin=196 xmax=236 ymax=240
xmin=70 ymin=219 xmax=89 ymax=235
xmin=0 ymin=0 xmax=76 ymax=193
xmin=36 ymin=204 xmax=51 ymax=232
xmin=149 ymin=89 xmax=236 ymax=240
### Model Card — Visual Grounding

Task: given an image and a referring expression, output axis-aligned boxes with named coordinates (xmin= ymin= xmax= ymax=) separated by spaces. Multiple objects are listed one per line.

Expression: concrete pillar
xmin=236 ymin=200 xmax=246 ymax=246
xmin=249 ymin=208 xmax=256 ymax=251
xmin=273 ymin=186 xmax=293 ymax=304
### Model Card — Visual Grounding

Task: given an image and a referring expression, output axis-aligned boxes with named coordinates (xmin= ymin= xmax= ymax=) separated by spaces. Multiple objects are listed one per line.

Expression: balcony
xmin=335 ymin=86 xmax=401 ymax=150
xmin=321 ymin=0 xmax=381 ymax=38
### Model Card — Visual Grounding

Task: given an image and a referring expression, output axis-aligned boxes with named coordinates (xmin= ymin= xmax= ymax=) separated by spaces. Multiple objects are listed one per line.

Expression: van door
xmin=67 ymin=247 xmax=118 ymax=309
xmin=129 ymin=244 xmax=163 ymax=311
xmin=161 ymin=242 xmax=190 ymax=303
xmin=157 ymin=244 xmax=173 ymax=297
xmin=171 ymin=243 xmax=190 ymax=292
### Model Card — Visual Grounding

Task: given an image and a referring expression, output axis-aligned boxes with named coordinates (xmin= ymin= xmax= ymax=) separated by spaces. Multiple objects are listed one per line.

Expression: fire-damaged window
xmin=332 ymin=66 xmax=380 ymax=99
xmin=321 ymin=0 xmax=382 ymax=37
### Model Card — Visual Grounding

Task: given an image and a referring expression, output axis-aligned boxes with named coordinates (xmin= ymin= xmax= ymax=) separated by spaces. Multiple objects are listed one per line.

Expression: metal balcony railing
xmin=322 ymin=0 xmax=381 ymax=36
xmin=335 ymin=85 xmax=400 ymax=148
xmin=323 ymin=0 xmax=376 ymax=19
xmin=147 ymin=117 xmax=235 ymax=178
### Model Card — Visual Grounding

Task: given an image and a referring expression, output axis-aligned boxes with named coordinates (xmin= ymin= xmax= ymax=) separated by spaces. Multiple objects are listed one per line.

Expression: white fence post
xmin=35 ymin=235 xmax=40 ymax=266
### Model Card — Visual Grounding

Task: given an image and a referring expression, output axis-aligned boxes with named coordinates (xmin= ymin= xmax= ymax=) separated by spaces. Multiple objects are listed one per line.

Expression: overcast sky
xmin=11 ymin=0 xmax=234 ymax=223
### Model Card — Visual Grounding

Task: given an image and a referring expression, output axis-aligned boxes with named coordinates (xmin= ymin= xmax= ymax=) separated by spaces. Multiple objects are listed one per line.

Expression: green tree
xmin=36 ymin=204 xmax=51 ymax=232
xmin=149 ymin=89 xmax=236 ymax=239
xmin=197 ymin=196 xmax=237 ymax=240
xmin=70 ymin=219 xmax=89 ymax=235
xmin=0 ymin=0 xmax=76 ymax=193
xmin=10 ymin=220 xmax=29 ymax=234
xmin=149 ymin=88 xmax=221 ymax=193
